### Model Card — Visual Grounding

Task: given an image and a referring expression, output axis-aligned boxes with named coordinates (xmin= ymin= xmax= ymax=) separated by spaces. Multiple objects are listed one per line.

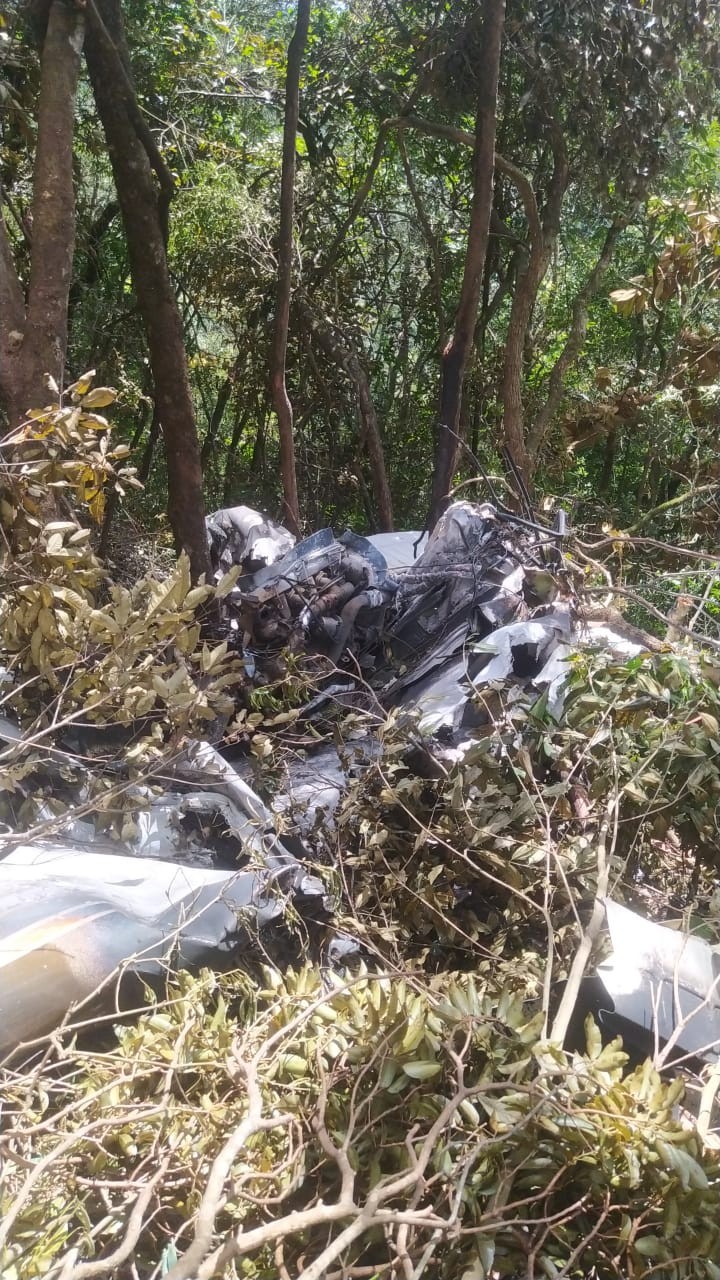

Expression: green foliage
xmin=2 ymin=963 xmax=720 ymax=1279
xmin=5 ymin=6 xmax=720 ymax=1273
xmin=0 ymin=377 xmax=244 ymax=827
xmin=336 ymin=645 xmax=720 ymax=975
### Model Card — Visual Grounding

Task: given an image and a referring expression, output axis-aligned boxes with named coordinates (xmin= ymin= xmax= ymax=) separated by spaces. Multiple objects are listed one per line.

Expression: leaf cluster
xmin=337 ymin=646 xmax=720 ymax=973
xmin=2 ymin=963 xmax=720 ymax=1279
xmin=0 ymin=378 xmax=245 ymax=828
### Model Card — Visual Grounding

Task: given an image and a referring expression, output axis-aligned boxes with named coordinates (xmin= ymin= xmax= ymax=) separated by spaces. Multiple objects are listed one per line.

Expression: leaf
xmin=402 ymin=1060 xmax=442 ymax=1080
xmin=609 ymin=286 xmax=648 ymax=317
xmin=215 ymin=565 xmax=241 ymax=597
xmin=68 ymin=370 xmax=96 ymax=397
xmin=585 ymin=1015 xmax=602 ymax=1059
xmin=44 ymin=521 xmax=79 ymax=535
xmin=80 ymin=413 xmax=110 ymax=431
xmin=184 ymin=586 xmax=213 ymax=610
xmin=81 ymin=388 xmax=117 ymax=409
xmin=634 ymin=1235 xmax=664 ymax=1258
xmin=400 ymin=1012 xmax=427 ymax=1054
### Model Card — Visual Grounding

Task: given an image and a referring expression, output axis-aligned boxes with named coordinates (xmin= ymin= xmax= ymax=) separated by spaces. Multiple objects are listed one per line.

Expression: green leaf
xmin=402 ymin=1060 xmax=442 ymax=1080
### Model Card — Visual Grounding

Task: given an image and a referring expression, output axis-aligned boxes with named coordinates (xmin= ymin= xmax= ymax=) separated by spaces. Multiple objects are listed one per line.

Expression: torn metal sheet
xmin=365 ymin=531 xmax=426 ymax=570
xmin=0 ymin=844 xmax=322 ymax=1055
xmin=392 ymin=607 xmax=649 ymax=736
xmin=394 ymin=612 xmax=573 ymax=735
xmin=206 ymin=505 xmax=295 ymax=576
xmin=0 ymin=745 xmax=327 ymax=1054
xmin=270 ymin=737 xmax=379 ymax=839
xmin=597 ymin=900 xmax=720 ymax=1063
xmin=205 ymin=501 xmax=561 ymax=693
xmin=1 ymin=500 xmax=674 ymax=1058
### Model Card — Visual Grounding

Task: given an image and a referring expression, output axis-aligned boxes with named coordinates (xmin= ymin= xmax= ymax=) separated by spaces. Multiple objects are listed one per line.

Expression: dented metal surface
xmin=0 ymin=741 xmax=328 ymax=1054
xmin=597 ymin=900 xmax=720 ymax=1063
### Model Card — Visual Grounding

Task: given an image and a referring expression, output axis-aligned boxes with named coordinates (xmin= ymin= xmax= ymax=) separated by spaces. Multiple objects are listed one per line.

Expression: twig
xmin=549 ymin=787 xmax=617 ymax=1047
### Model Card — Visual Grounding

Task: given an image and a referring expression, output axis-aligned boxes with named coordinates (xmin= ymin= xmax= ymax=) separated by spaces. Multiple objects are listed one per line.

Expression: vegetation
xmin=2 ymin=0 xmax=720 ymax=540
xmin=3 ymin=0 xmax=720 ymax=1276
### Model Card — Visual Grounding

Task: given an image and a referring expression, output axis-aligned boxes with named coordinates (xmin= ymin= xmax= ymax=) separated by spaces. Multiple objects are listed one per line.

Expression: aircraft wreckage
xmin=2 ymin=499 xmax=720 ymax=1070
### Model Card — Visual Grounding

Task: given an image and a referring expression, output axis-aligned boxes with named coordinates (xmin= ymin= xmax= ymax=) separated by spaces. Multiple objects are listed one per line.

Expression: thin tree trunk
xmin=0 ymin=2 xmax=84 ymax=426
xmin=499 ymin=125 xmax=568 ymax=489
xmin=85 ymin=0 xmax=211 ymax=581
xmin=138 ymin=404 xmax=161 ymax=486
xmin=598 ymin=428 xmax=618 ymax=496
xmin=222 ymin=404 xmax=253 ymax=505
xmin=17 ymin=0 xmax=84 ymax=415
xmin=68 ymin=198 xmax=119 ymax=321
xmin=270 ymin=0 xmax=311 ymax=538
xmin=201 ymin=361 xmax=240 ymax=468
xmin=527 ymin=219 xmax=625 ymax=463
xmin=0 ymin=188 xmax=25 ymax=420
xmin=99 ymin=397 xmax=151 ymax=557
xmin=429 ymin=0 xmax=505 ymax=529
xmin=315 ymin=121 xmax=390 ymax=285
xmin=350 ymin=349 xmax=394 ymax=531
xmin=398 ymin=137 xmax=446 ymax=352
xmin=297 ymin=299 xmax=394 ymax=530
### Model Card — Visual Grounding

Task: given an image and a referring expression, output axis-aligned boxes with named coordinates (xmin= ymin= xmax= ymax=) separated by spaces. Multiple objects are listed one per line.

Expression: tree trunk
xmin=0 ymin=189 xmax=25 ymax=422
xmin=222 ymin=404 xmax=253 ymax=505
xmin=99 ymin=396 xmax=151 ymax=557
xmin=429 ymin=0 xmax=505 ymax=530
xmin=527 ymin=217 xmax=625 ymax=461
xmin=201 ymin=365 xmax=238 ymax=468
xmin=297 ymin=299 xmax=394 ymax=531
xmin=18 ymin=0 xmax=84 ymax=415
xmin=270 ymin=0 xmax=311 ymax=538
xmin=0 ymin=1 xmax=84 ymax=426
xmin=84 ymin=0 xmax=211 ymax=582
xmin=349 ymin=349 xmax=394 ymax=531
xmin=138 ymin=404 xmax=161 ymax=486
xmin=499 ymin=126 xmax=568 ymax=490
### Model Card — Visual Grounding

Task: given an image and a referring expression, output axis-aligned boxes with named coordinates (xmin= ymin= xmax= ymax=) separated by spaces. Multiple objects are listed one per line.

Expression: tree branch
xmin=315 ymin=113 xmax=542 ymax=293
xmin=385 ymin=115 xmax=541 ymax=243
xmin=397 ymin=135 xmax=445 ymax=349
xmin=85 ymin=0 xmax=175 ymax=242
xmin=317 ymin=122 xmax=391 ymax=281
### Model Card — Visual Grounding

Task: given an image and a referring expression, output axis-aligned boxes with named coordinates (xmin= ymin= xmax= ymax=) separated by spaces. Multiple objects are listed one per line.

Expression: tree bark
xmin=350 ymin=350 xmax=394 ymax=531
xmin=84 ymin=0 xmax=211 ymax=582
xmin=270 ymin=0 xmax=311 ymax=538
xmin=498 ymin=124 xmax=568 ymax=489
xmin=0 ymin=190 xmax=25 ymax=421
xmin=428 ymin=0 xmax=505 ymax=529
xmin=18 ymin=0 xmax=84 ymax=415
xmin=398 ymin=137 xmax=446 ymax=352
xmin=0 ymin=2 xmax=84 ymax=426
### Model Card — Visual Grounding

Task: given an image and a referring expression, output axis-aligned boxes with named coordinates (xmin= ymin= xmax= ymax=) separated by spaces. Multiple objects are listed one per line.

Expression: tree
xmin=270 ymin=0 xmax=311 ymax=538
xmin=84 ymin=0 xmax=211 ymax=582
xmin=0 ymin=0 xmax=84 ymax=426
xmin=427 ymin=0 xmax=505 ymax=529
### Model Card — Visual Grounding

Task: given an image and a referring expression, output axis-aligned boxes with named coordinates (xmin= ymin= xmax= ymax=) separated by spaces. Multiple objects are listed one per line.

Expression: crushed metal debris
xmin=1 ymin=500 xmax=719 ymax=1070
